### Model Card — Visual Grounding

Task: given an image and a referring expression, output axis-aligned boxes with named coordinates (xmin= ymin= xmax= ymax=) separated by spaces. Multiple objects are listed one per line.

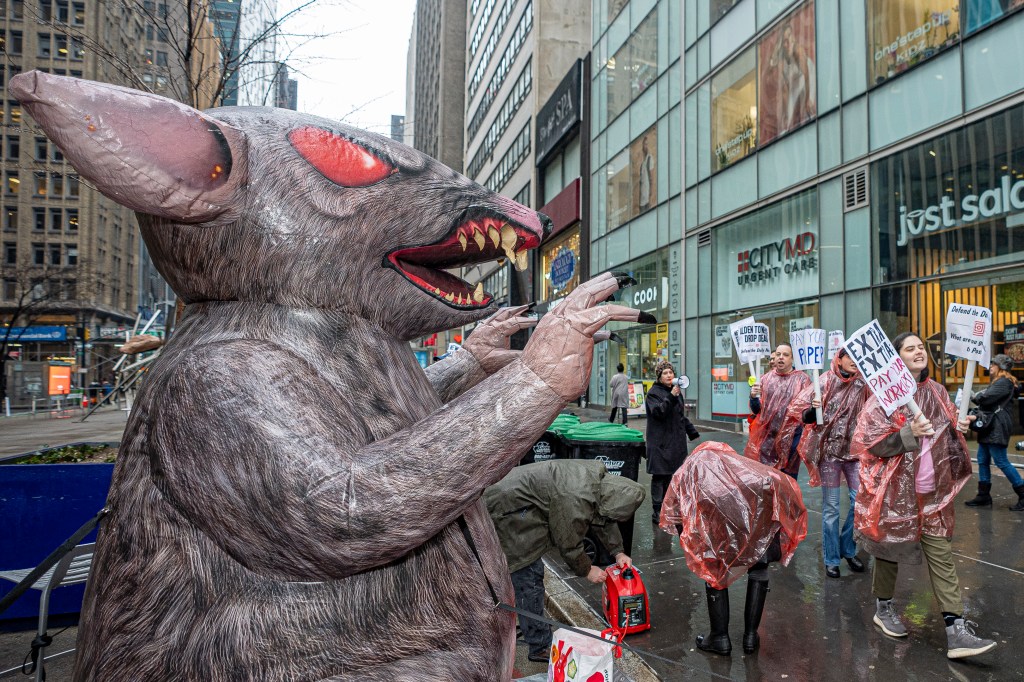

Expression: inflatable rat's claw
xmin=610 ymin=272 xmax=637 ymax=289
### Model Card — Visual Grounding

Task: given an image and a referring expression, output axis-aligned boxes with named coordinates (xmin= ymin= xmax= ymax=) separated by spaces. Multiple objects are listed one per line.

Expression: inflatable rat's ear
xmin=9 ymin=70 xmax=245 ymax=223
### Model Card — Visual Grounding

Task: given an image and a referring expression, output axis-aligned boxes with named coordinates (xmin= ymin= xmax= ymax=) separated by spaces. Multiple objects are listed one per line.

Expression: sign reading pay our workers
xmin=790 ymin=328 xmax=826 ymax=370
xmin=843 ymin=320 xmax=916 ymax=416
xmin=729 ymin=317 xmax=771 ymax=363
xmin=944 ymin=304 xmax=992 ymax=366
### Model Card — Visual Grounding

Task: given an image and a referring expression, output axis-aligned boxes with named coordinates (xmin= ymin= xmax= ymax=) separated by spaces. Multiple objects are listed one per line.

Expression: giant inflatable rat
xmin=10 ymin=71 xmax=648 ymax=680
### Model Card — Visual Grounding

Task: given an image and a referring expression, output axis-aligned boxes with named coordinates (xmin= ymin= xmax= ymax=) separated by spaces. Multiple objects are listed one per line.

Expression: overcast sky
xmin=278 ymin=0 xmax=417 ymax=135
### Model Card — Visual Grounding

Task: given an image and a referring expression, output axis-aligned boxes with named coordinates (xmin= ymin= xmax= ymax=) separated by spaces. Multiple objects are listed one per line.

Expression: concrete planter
xmin=0 ymin=443 xmax=116 ymax=626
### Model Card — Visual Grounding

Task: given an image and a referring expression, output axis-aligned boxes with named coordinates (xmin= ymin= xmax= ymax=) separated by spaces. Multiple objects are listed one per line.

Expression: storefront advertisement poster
xmin=944 ymin=303 xmax=992 ymax=366
xmin=827 ymin=330 xmax=845 ymax=360
xmin=758 ymin=1 xmax=816 ymax=146
xmin=627 ymin=381 xmax=647 ymax=416
xmin=715 ymin=324 xmax=733 ymax=358
xmin=843 ymin=319 xmax=917 ymax=416
xmin=788 ymin=316 xmax=814 ymax=333
xmin=868 ymin=0 xmax=960 ymax=86
xmin=1004 ymin=324 xmax=1024 ymax=365
xmin=790 ymin=328 xmax=826 ymax=371
xmin=631 ymin=124 xmax=657 ymax=215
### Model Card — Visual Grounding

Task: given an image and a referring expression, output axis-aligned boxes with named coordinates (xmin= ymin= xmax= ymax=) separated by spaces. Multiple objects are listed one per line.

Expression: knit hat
xmin=992 ymin=354 xmax=1014 ymax=372
xmin=655 ymin=360 xmax=675 ymax=380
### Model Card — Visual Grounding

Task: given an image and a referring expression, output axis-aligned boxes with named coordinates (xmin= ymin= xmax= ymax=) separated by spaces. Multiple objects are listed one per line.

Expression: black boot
xmin=696 ymin=584 xmax=732 ymax=656
xmin=1010 ymin=484 xmax=1024 ymax=511
xmin=965 ymin=481 xmax=992 ymax=507
xmin=742 ymin=578 xmax=769 ymax=654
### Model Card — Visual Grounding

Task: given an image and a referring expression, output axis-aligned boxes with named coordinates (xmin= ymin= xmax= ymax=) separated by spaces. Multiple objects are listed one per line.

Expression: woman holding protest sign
xmin=785 ymin=349 xmax=869 ymax=579
xmin=963 ymin=354 xmax=1024 ymax=511
xmin=851 ymin=332 xmax=996 ymax=660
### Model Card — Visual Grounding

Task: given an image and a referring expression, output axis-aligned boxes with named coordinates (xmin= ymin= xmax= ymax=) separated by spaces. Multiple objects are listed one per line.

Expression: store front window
xmin=964 ymin=0 xmax=1024 ymax=35
xmin=711 ymin=47 xmax=757 ymax=172
xmin=602 ymin=249 xmax=671 ymax=386
xmin=539 ymin=226 xmax=580 ymax=302
xmin=868 ymin=0 xmax=960 ymax=86
xmin=757 ymin=1 xmax=816 ymax=145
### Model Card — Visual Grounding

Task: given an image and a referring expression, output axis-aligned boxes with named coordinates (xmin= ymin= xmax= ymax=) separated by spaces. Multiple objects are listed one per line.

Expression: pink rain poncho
xmin=660 ymin=442 xmax=807 ymax=590
xmin=743 ymin=369 xmax=811 ymax=472
xmin=785 ymin=354 xmax=870 ymax=487
xmin=850 ymin=377 xmax=972 ymax=548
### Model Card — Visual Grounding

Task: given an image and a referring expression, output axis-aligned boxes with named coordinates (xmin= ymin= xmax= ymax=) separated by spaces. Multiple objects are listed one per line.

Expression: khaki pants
xmin=871 ymin=534 xmax=962 ymax=614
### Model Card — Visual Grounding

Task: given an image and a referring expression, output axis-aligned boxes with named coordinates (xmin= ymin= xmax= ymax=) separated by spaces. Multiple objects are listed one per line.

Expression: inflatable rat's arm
xmin=424 ymin=305 xmax=535 ymax=403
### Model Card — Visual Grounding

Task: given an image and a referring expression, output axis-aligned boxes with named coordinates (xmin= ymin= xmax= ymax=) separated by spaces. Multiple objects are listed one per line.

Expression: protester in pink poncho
xmin=660 ymin=442 xmax=806 ymax=657
xmin=851 ymin=332 xmax=995 ymax=660
xmin=745 ymin=344 xmax=811 ymax=478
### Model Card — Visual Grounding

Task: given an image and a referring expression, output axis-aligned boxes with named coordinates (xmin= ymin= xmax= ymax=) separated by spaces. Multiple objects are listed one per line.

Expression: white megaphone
xmin=672 ymin=376 xmax=689 ymax=389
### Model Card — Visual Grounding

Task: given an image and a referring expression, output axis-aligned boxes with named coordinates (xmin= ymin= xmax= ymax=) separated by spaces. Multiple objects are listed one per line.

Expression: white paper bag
xmin=547 ymin=627 xmax=615 ymax=682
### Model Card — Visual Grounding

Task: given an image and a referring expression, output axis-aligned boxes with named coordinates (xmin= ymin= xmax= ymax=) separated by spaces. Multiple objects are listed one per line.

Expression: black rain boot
xmin=965 ymin=481 xmax=992 ymax=507
xmin=696 ymin=584 xmax=732 ymax=656
xmin=1010 ymin=484 xmax=1024 ymax=512
xmin=742 ymin=578 xmax=769 ymax=654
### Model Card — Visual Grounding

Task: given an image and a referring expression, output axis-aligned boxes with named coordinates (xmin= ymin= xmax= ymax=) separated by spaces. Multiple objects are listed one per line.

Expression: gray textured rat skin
xmin=9 ymin=71 xmax=643 ymax=681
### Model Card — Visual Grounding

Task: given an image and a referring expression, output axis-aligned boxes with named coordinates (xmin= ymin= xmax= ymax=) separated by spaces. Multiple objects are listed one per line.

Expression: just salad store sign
xmin=896 ymin=174 xmax=1024 ymax=246
xmin=736 ymin=232 xmax=818 ymax=286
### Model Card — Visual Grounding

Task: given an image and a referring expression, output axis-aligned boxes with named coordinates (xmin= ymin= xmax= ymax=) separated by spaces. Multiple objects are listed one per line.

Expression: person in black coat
xmin=646 ymin=360 xmax=700 ymax=523
xmin=964 ymin=353 xmax=1024 ymax=510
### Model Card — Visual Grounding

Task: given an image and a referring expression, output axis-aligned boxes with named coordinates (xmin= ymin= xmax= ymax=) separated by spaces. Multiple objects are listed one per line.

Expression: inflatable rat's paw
xmin=462 ymin=304 xmax=537 ymax=374
xmin=521 ymin=272 xmax=646 ymax=401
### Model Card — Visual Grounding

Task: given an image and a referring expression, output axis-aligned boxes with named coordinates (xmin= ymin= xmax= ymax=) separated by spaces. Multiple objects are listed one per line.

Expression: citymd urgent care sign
xmin=843 ymin=320 xmax=916 ymax=416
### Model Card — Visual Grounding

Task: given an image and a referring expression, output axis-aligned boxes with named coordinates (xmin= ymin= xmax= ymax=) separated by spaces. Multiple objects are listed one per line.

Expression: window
xmin=40 ymin=0 xmax=52 ymax=20
xmin=50 ymin=174 xmax=63 ymax=196
xmin=144 ymin=48 xmax=153 ymax=65
xmin=70 ymin=36 xmax=83 ymax=59
xmin=71 ymin=1 xmax=84 ymax=25
xmin=55 ymin=0 xmax=68 ymax=22
xmin=10 ymin=0 xmax=22 ymax=19
xmin=38 ymin=33 xmax=51 ymax=58
xmin=156 ymin=51 xmax=167 ymax=67
xmin=9 ymin=104 xmax=20 ymax=124
xmin=711 ymin=48 xmax=757 ymax=172
xmin=34 ymin=137 xmax=46 ymax=161
xmin=66 ymin=175 xmax=78 ymax=197
xmin=712 ymin=0 xmax=741 ymax=26
xmin=4 ymin=207 xmax=16 ymax=231
xmin=32 ymin=242 xmax=44 ymax=265
xmin=606 ymin=149 xmax=630 ymax=230
xmin=868 ymin=0 xmax=960 ymax=86
xmin=66 ymin=208 xmax=77 ymax=231
xmin=467 ymin=1 xmax=532 ymax=119
xmin=606 ymin=8 xmax=658 ymax=123
xmin=156 ymin=26 xmax=168 ymax=42
xmin=467 ymin=60 xmax=532 ymax=179
xmin=4 ymin=242 xmax=16 ymax=265
xmin=758 ymin=2 xmax=817 ymax=145
xmin=49 ymin=208 xmax=61 ymax=230
xmin=51 ymin=144 xmax=63 ymax=162
xmin=6 ymin=172 xmax=19 ymax=195
xmin=66 ymin=244 xmax=77 ymax=265
xmin=9 ymin=30 xmax=22 ymax=55
xmin=49 ymin=244 xmax=61 ymax=265
xmin=484 ymin=123 xmax=531 ymax=193
xmin=54 ymin=34 xmax=67 ymax=57
xmin=33 ymin=207 xmax=44 ymax=231
xmin=34 ymin=172 xmax=47 ymax=195
xmin=5 ymin=136 xmax=18 ymax=161
xmin=146 ymin=25 xmax=153 ymax=40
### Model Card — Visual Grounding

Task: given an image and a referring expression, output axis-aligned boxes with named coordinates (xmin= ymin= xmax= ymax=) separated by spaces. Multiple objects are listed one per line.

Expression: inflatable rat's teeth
xmin=473 ymin=230 xmax=486 ymax=251
xmin=458 ymin=234 xmax=467 ymax=251
xmin=488 ymin=226 xmax=500 ymax=248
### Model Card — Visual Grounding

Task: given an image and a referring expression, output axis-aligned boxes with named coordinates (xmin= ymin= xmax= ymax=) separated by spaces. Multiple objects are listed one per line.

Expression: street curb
xmin=543 ymin=562 xmax=660 ymax=682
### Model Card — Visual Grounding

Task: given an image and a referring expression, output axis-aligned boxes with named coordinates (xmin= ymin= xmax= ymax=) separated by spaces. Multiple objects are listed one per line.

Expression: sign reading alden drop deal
xmin=843 ymin=320 xmax=916 ymax=416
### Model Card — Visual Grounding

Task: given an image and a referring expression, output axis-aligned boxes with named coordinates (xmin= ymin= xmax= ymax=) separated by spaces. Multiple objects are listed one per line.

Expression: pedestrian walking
xmin=745 ymin=344 xmax=811 ymax=478
xmin=660 ymin=441 xmax=807 ymax=656
xmin=485 ymin=460 xmax=646 ymax=662
xmin=786 ymin=349 xmax=869 ymax=578
xmin=963 ymin=353 xmax=1024 ymax=510
xmin=645 ymin=360 xmax=699 ymax=523
xmin=608 ymin=363 xmax=629 ymax=425
xmin=852 ymin=332 xmax=997 ymax=660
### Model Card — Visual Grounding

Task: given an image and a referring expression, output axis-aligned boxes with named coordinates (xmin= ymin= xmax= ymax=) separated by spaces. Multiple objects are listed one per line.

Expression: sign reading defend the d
xmin=843 ymin=320 xmax=916 ymax=416
xmin=945 ymin=304 xmax=992 ymax=366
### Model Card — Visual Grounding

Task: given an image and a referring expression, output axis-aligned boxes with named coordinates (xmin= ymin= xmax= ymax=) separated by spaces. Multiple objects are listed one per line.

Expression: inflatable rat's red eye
xmin=288 ymin=127 xmax=396 ymax=187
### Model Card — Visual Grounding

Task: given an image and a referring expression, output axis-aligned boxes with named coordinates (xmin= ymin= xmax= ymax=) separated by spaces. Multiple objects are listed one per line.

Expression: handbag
xmin=968 ymin=406 xmax=1000 ymax=434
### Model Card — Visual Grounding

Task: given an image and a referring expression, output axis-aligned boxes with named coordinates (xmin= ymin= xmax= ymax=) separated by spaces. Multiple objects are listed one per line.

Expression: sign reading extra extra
xmin=843 ymin=320 xmax=916 ymax=416
xmin=896 ymin=174 xmax=1024 ymax=246
xmin=736 ymin=232 xmax=817 ymax=286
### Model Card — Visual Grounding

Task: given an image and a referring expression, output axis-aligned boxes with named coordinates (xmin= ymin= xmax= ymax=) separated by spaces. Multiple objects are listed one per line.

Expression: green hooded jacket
xmin=484 ymin=460 xmax=647 ymax=576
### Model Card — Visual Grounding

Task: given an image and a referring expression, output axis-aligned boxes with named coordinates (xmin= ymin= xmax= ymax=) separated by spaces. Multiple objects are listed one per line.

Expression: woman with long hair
xmin=851 ymin=332 xmax=996 ymax=660
xmin=963 ymin=353 xmax=1023 ymax=510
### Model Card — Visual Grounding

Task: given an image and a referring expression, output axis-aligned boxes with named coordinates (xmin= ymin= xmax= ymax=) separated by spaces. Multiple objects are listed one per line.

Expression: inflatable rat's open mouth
xmin=387 ymin=212 xmax=541 ymax=308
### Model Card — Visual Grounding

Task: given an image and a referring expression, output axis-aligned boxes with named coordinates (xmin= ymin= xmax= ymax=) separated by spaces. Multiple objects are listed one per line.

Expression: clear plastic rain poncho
xmin=850 ymin=377 xmax=972 ymax=545
xmin=785 ymin=354 xmax=870 ymax=487
xmin=660 ymin=442 xmax=807 ymax=590
xmin=743 ymin=369 xmax=811 ymax=471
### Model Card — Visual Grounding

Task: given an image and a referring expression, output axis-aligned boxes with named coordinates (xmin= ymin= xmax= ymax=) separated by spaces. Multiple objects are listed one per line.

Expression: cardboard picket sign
xmin=791 ymin=328 xmax=826 ymax=424
xmin=827 ymin=331 xmax=845 ymax=360
xmin=945 ymin=303 xmax=993 ymax=421
xmin=730 ymin=317 xmax=771 ymax=379
xmin=843 ymin=320 xmax=918 ymax=417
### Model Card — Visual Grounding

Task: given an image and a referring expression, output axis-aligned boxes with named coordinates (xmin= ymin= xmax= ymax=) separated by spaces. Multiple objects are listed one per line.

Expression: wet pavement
xmin=550 ymin=409 xmax=1024 ymax=681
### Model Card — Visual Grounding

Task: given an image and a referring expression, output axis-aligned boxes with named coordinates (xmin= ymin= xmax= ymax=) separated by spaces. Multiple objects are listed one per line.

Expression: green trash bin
xmin=520 ymin=414 xmax=580 ymax=465
xmin=562 ymin=422 xmax=646 ymax=562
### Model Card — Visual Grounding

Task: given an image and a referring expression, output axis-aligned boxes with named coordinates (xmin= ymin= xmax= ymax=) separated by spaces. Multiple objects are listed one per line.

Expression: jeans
xmin=976 ymin=443 xmax=1024 ymax=487
xmin=822 ymin=484 xmax=857 ymax=568
xmin=510 ymin=558 xmax=549 ymax=657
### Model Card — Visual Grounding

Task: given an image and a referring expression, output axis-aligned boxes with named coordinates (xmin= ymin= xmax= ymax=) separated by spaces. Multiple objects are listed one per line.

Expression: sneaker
xmin=873 ymin=599 xmax=908 ymax=638
xmin=946 ymin=618 xmax=996 ymax=659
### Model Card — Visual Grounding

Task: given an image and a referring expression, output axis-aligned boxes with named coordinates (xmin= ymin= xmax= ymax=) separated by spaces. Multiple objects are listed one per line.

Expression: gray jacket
xmin=610 ymin=372 xmax=629 ymax=408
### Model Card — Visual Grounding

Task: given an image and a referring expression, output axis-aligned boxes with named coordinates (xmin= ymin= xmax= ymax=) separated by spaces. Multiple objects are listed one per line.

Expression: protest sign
xmin=792 ymin=328 xmax=826 ymax=424
xmin=827 ymin=331 xmax=845 ymax=360
xmin=945 ymin=303 xmax=993 ymax=420
xmin=730 ymin=317 xmax=771 ymax=379
xmin=843 ymin=320 xmax=918 ymax=417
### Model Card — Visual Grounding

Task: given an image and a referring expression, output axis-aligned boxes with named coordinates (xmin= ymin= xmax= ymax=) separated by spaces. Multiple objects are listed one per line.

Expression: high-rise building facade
xmin=681 ymin=1 xmax=1024 ymax=424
